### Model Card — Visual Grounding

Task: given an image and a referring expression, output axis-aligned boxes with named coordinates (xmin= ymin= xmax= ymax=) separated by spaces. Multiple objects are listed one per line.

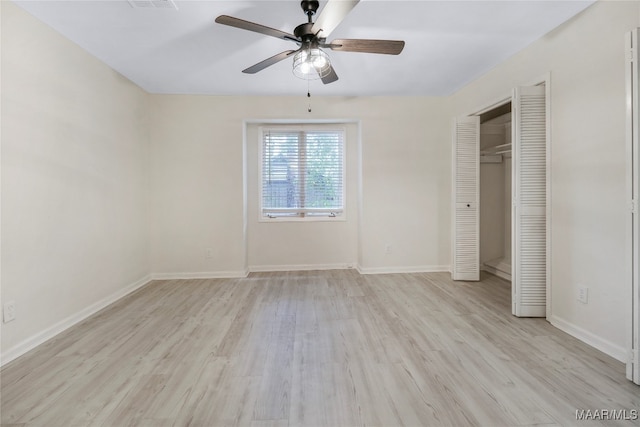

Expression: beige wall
xmin=147 ymin=95 xmax=247 ymax=277
xmin=1 ymin=2 xmax=150 ymax=360
xmin=450 ymin=0 xmax=640 ymax=359
xmin=148 ymin=95 xmax=451 ymax=276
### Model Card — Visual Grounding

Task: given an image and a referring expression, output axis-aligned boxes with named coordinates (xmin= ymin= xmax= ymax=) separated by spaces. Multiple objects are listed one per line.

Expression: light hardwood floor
xmin=1 ymin=270 xmax=638 ymax=426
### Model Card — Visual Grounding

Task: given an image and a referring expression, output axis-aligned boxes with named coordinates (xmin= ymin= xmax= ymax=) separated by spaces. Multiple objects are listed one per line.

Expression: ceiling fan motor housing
xmin=294 ymin=23 xmax=316 ymax=44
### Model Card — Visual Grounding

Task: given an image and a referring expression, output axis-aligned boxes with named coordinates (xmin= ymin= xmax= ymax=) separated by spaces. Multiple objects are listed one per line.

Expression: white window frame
xmin=259 ymin=124 xmax=346 ymax=222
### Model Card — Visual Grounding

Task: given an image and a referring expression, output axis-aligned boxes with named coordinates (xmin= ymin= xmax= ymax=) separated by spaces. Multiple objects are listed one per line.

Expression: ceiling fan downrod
xmin=295 ymin=1 xmax=320 ymax=44
xmin=300 ymin=1 xmax=320 ymax=23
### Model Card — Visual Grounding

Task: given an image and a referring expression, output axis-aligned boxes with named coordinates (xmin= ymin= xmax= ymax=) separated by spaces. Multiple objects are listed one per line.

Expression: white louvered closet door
xmin=512 ymin=86 xmax=547 ymax=317
xmin=452 ymin=116 xmax=480 ymax=281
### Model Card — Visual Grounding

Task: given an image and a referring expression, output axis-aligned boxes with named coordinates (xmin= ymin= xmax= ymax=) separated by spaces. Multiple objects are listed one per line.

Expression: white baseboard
xmin=549 ymin=315 xmax=627 ymax=363
xmin=248 ymin=263 xmax=356 ymax=273
xmin=1 ymin=274 xmax=152 ymax=367
xmin=153 ymin=265 xmax=451 ymax=277
xmin=482 ymin=257 xmax=512 ymax=281
xmin=356 ymin=265 xmax=450 ymax=275
xmin=482 ymin=265 xmax=512 ymax=281
xmin=151 ymin=270 xmax=249 ymax=280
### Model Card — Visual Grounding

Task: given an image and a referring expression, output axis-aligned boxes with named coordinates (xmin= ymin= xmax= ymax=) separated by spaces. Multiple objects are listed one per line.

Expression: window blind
xmin=261 ymin=128 xmax=344 ymax=218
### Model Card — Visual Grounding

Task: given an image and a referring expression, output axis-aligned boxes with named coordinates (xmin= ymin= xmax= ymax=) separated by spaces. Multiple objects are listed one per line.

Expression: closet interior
xmin=479 ymin=102 xmax=512 ymax=281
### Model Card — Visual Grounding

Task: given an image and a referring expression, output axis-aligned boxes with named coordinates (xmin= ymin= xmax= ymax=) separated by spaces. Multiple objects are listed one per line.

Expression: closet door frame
xmin=456 ymin=73 xmax=551 ymax=318
xmin=625 ymin=29 xmax=639 ymax=385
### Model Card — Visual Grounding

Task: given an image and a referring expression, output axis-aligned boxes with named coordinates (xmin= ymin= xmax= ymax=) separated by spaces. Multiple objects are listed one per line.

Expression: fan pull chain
xmin=307 ymin=80 xmax=312 ymax=113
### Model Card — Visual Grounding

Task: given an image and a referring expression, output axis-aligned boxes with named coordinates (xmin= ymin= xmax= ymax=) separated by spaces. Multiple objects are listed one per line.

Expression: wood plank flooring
xmin=1 ymin=270 xmax=638 ymax=426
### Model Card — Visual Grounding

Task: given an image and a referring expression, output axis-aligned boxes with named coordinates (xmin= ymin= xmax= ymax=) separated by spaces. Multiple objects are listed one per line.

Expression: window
xmin=260 ymin=126 xmax=344 ymax=219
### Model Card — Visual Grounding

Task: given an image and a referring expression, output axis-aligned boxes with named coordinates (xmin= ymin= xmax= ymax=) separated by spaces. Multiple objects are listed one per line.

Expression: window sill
xmin=258 ymin=215 xmax=347 ymax=223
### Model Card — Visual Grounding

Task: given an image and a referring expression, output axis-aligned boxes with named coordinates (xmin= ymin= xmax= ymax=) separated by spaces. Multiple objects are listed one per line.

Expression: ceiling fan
xmin=215 ymin=0 xmax=405 ymax=84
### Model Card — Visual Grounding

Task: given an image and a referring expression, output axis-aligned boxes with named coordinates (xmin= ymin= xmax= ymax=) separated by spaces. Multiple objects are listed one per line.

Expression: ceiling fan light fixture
xmin=293 ymin=48 xmax=331 ymax=80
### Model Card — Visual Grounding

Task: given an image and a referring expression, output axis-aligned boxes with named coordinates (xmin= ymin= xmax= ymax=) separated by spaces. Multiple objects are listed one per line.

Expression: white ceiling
xmin=13 ymin=0 xmax=595 ymax=96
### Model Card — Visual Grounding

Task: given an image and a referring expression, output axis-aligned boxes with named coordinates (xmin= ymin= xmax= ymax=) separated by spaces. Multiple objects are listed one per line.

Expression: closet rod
xmin=481 ymin=142 xmax=512 ymax=155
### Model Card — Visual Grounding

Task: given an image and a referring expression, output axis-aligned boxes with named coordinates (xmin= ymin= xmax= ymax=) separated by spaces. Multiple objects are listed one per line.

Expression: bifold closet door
xmin=512 ymin=86 xmax=547 ymax=317
xmin=452 ymin=116 xmax=479 ymax=281
xmin=625 ymin=28 xmax=639 ymax=384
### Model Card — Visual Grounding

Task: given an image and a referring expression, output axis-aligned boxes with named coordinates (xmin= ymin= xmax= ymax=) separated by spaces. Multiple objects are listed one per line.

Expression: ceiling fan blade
xmin=311 ymin=0 xmax=360 ymax=39
xmin=242 ymin=50 xmax=299 ymax=74
xmin=326 ymin=39 xmax=405 ymax=55
xmin=215 ymin=15 xmax=298 ymax=42
xmin=321 ymin=65 xmax=339 ymax=84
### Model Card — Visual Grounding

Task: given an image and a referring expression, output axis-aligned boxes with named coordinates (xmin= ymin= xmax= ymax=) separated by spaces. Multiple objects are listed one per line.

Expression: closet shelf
xmin=480 ymin=154 xmax=503 ymax=164
xmin=481 ymin=143 xmax=512 ymax=155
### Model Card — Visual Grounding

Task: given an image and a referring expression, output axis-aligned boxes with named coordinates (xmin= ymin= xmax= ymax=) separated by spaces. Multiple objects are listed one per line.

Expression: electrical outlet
xmin=578 ymin=286 xmax=589 ymax=304
xmin=3 ymin=301 xmax=16 ymax=323
xmin=205 ymin=248 xmax=214 ymax=259
xmin=385 ymin=244 xmax=392 ymax=254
